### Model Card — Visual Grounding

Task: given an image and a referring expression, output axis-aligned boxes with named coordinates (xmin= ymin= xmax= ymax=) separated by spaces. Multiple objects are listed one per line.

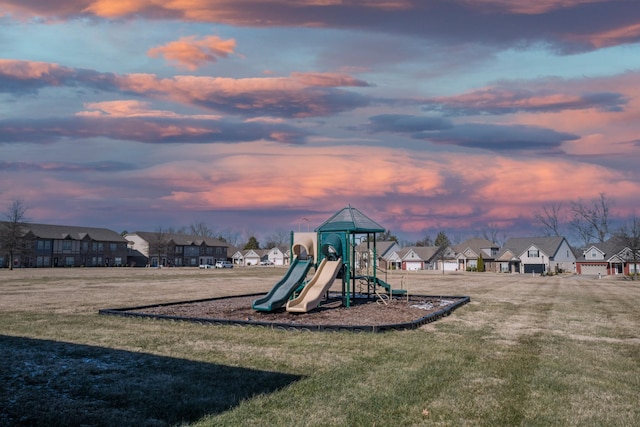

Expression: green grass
xmin=1 ymin=268 xmax=638 ymax=426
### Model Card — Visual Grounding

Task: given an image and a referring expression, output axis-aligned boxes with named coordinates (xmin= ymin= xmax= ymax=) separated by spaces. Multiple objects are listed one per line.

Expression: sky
xmin=1 ymin=0 xmax=640 ymax=245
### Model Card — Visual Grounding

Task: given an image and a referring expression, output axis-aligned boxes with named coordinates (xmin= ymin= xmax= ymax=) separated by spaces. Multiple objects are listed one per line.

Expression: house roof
xmin=131 ymin=231 xmax=227 ymax=247
xmin=577 ymin=237 xmax=630 ymax=261
xmin=20 ymin=223 xmax=127 ymax=242
xmin=498 ymin=236 xmax=567 ymax=258
xmin=315 ymin=205 xmax=385 ymax=233
xmin=356 ymin=240 xmax=398 ymax=257
xmin=399 ymin=246 xmax=441 ymax=262
xmin=453 ymin=238 xmax=497 ymax=259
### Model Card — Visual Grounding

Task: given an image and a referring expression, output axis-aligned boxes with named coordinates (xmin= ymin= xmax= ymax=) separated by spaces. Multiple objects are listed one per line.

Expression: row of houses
xmin=371 ymin=236 xmax=638 ymax=276
xmin=1 ymin=222 xmax=638 ymax=277
xmin=0 ymin=224 xmax=229 ymax=269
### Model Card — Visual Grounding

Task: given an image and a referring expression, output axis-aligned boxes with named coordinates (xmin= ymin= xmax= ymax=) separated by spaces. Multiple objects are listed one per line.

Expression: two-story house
xmin=125 ymin=232 xmax=228 ymax=267
xmin=0 ymin=222 xmax=129 ymax=268
xmin=497 ymin=236 xmax=576 ymax=274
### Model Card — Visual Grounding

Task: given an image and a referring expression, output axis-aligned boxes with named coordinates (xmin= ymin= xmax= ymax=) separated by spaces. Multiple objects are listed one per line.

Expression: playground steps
xmin=358 ymin=275 xmax=407 ymax=296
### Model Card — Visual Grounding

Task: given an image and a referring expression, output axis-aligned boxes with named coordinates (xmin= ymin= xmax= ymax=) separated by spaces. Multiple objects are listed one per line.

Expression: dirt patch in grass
xmin=112 ymin=293 xmax=468 ymax=330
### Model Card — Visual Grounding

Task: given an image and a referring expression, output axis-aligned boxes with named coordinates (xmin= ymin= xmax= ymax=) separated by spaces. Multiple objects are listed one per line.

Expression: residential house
xmin=264 ymin=245 xmax=287 ymax=266
xmin=454 ymin=238 xmax=500 ymax=272
xmin=355 ymin=240 xmax=401 ymax=271
xmin=576 ymin=237 xmax=638 ymax=276
xmin=0 ymin=222 xmax=128 ymax=268
xmin=398 ymin=246 xmax=443 ymax=271
xmin=497 ymin=236 xmax=576 ymax=274
xmin=240 ymin=249 xmax=262 ymax=266
xmin=436 ymin=246 xmax=458 ymax=272
xmin=230 ymin=248 xmax=244 ymax=266
xmin=125 ymin=232 xmax=228 ymax=267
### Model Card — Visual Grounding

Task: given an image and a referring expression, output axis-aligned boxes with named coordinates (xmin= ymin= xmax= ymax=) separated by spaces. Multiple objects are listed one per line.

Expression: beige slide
xmin=286 ymin=258 xmax=342 ymax=313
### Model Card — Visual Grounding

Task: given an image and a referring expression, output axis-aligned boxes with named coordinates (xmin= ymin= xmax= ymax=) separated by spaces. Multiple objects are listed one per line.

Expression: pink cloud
xmin=291 ymin=72 xmax=371 ymax=87
xmin=0 ymin=59 xmax=370 ymax=117
xmin=3 ymin=0 xmax=638 ymax=53
xmin=568 ymin=22 xmax=640 ymax=49
xmin=147 ymin=35 xmax=237 ymax=70
xmin=114 ymin=143 xmax=640 ymax=234
xmin=460 ymin=0 xmax=607 ymax=14
xmin=77 ymin=100 xmax=221 ymax=119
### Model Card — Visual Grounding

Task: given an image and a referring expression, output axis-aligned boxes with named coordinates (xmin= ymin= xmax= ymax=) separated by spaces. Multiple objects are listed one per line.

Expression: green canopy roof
xmin=315 ymin=205 xmax=385 ymax=233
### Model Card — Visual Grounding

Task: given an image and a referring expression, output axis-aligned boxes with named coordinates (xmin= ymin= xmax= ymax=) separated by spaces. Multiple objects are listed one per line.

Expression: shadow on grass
xmin=0 ymin=335 xmax=302 ymax=427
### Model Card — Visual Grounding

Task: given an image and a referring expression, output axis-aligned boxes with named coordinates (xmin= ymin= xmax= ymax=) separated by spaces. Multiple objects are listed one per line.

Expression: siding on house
xmin=1 ymin=222 xmax=129 ymax=268
xmin=575 ymin=237 xmax=636 ymax=276
xmin=125 ymin=231 xmax=228 ymax=267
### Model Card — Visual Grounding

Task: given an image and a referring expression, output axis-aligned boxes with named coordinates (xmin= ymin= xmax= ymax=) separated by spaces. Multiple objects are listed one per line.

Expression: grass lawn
xmin=1 ymin=267 xmax=638 ymax=426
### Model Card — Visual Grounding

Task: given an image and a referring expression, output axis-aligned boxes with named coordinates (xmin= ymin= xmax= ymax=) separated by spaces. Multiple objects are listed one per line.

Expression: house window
xmin=110 ymin=243 xmax=117 ymax=251
xmin=62 ymin=240 xmax=72 ymax=251
xmin=37 ymin=240 xmax=51 ymax=251
xmin=591 ymin=250 xmax=597 ymax=258
xmin=528 ymin=249 xmax=539 ymax=258
xmin=174 ymin=246 xmax=182 ymax=253
xmin=65 ymin=256 xmax=75 ymax=266
xmin=185 ymin=246 xmax=199 ymax=256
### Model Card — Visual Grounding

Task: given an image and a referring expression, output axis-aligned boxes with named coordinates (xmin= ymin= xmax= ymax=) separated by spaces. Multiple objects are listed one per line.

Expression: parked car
xmin=199 ymin=264 xmax=215 ymax=269
xmin=215 ymin=260 xmax=233 ymax=269
xmin=260 ymin=260 xmax=274 ymax=266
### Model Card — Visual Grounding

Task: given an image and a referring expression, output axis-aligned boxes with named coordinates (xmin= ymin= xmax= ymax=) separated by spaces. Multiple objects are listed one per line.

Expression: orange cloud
xmin=126 ymin=142 xmax=640 ymax=235
xmin=77 ymin=100 xmax=221 ymax=119
xmin=148 ymin=35 xmax=237 ymax=70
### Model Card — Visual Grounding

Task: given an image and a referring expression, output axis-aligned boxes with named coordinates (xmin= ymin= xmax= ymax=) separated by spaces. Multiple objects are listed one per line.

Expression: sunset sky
xmin=1 ymin=0 xmax=639 ymax=245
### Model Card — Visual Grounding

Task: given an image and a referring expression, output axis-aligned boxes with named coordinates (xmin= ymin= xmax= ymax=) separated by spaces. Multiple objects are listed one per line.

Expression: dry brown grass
xmin=1 ymin=267 xmax=639 ymax=426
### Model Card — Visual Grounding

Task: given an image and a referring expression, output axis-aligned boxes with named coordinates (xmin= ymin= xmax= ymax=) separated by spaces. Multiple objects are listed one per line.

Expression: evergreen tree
xmin=434 ymin=231 xmax=451 ymax=248
xmin=244 ymin=236 xmax=260 ymax=250
xmin=477 ymin=253 xmax=485 ymax=272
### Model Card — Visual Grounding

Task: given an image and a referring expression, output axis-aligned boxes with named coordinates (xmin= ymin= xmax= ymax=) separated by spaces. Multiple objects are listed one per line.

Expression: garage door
xmin=524 ymin=264 xmax=545 ymax=274
xmin=580 ymin=264 xmax=607 ymax=275
xmin=405 ymin=262 xmax=422 ymax=271
xmin=442 ymin=261 xmax=458 ymax=271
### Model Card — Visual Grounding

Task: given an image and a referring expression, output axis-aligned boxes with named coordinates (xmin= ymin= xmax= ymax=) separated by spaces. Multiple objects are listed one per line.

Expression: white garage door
xmin=580 ymin=264 xmax=607 ymax=275
xmin=405 ymin=261 xmax=422 ymax=271
xmin=442 ymin=261 xmax=458 ymax=271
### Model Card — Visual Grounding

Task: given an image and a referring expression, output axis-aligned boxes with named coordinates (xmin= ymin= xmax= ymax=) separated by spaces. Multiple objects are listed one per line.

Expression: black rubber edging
xmin=99 ymin=294 xmax=470 ymax=334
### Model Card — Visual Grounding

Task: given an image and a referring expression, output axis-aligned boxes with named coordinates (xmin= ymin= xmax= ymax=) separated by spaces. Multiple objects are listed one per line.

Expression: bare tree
xmin=149 ymin=226 xmax=171 ymax=267
xmin=482 ymin=223 xmax=507 ymax=246
xmin=264 ymin=229 xmax=289 ymax=249
xmin=434 ymin=231 xmax=452 ymax=275
xmin=189 ymin=222 xmax=216 ymax=237
xmin=615 ymin=216 xmax=640 ymax=280
xmin=0 ymin=200 xmax=29 ymax=270
xmin=415 ymin=234 xmax=432 ymax=247
xmin=571 ymin=193 xmax=612 ymax=245
xmin=218 ymin=229 xmax=241 ymax=247
xmin=535 ymin=202 xmax=564 ymax=237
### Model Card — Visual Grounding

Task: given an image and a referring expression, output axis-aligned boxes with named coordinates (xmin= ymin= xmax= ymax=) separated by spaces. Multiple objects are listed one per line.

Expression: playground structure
xmin=252 ymin=205 xmax=407 ymax=313
xmin=101 ymin=205 xmax=471 ymax=332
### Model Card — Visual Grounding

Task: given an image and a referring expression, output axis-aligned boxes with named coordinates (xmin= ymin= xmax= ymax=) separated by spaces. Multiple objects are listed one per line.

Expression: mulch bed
xmin=100 ymin=293 xmax=470 ymax=332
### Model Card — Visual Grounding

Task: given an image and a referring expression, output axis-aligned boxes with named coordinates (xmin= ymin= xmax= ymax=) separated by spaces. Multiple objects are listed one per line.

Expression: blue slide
xmin=252 ymin=258 xmax=313 ymax=312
